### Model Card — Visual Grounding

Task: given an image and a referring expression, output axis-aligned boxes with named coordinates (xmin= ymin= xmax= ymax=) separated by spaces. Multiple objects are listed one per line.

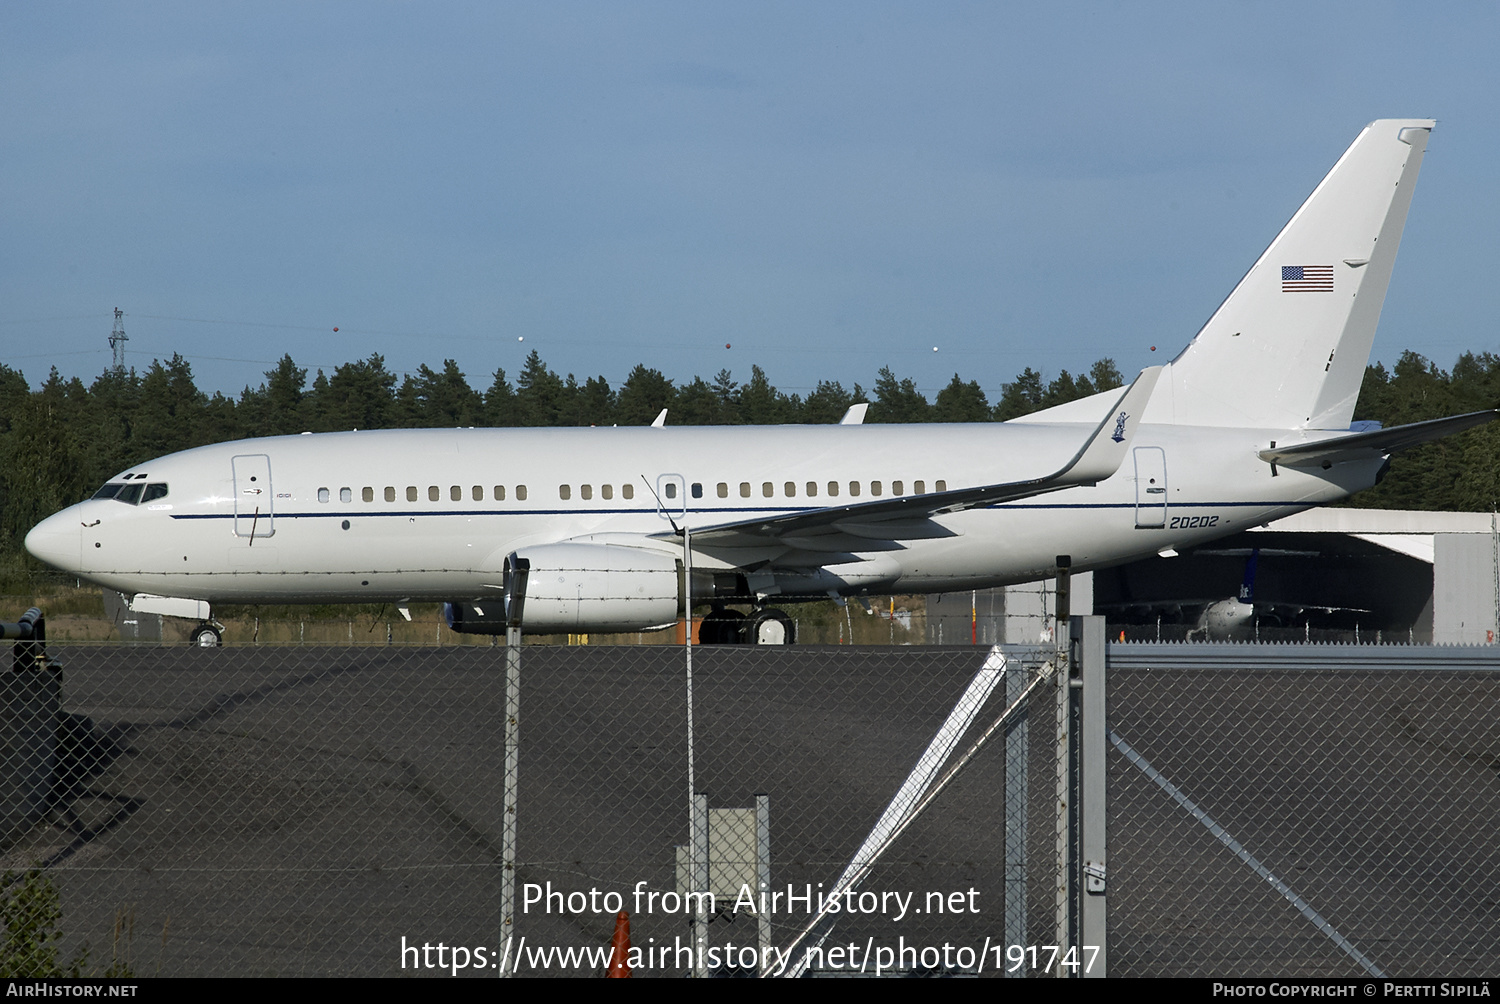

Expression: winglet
xmin=651 ymin=408 xmax=668 ymax=428
xmin=1057 ymin=366 xmax=1162 ymax=484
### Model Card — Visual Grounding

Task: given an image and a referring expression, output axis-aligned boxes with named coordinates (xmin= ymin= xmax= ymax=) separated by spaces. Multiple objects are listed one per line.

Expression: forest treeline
xmin=2 ymin=348 xmax=1498 ymax=564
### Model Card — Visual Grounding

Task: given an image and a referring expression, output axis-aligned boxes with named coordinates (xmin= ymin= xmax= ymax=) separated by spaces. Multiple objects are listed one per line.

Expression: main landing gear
xmin=189 ymin=621 xmax=224 ymax=648
xmin=699 ymin=606 xmax=795 ymax=645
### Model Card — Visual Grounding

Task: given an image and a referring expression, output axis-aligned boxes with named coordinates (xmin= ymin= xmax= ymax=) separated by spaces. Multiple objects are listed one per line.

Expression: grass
xmin=0 ymin=582 xmax=931 ymax=646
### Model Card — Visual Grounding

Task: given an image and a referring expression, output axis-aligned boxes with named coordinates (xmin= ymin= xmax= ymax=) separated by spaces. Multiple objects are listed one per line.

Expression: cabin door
xmin=655 ymin=473 xmax=688 ymax=524
xmin=1133 ymin=447 xmax=1168 ymax=529
xmin=232 ymin=454 xmax=275 ymax=538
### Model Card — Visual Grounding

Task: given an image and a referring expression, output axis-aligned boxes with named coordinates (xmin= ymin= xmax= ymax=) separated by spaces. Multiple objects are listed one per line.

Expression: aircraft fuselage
xmin=25 ymin=420 xmax=1380 ymax=606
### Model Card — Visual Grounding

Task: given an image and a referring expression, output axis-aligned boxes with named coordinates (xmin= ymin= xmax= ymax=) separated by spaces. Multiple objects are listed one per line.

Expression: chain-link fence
xmin=1 ymin=639 xmax=1067 ymax=977
xmin=5 ymin=633 xmax=1493 ymax=977
xmin=1107 ymin=643 xmax=1500 ymax=979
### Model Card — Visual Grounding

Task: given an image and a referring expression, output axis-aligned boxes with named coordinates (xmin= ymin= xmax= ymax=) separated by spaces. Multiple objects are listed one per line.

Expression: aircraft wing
xmin=1258 ymin=410 xmax=1498 ymax=467
xmin=1093 ymin=598 xmax=1213 ymax=617
xmin=1255 ymin=600 xmax=1372 ymax=618
xmin=1097 ymin=597 xmax=1369 ymax=615
xmin=673 ymin=366 xmax=1161 ymax=550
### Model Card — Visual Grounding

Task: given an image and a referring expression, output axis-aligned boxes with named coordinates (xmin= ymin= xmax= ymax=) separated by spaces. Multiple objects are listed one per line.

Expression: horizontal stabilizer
xmin=1259 ymin=410 xmax=1498 ymax=466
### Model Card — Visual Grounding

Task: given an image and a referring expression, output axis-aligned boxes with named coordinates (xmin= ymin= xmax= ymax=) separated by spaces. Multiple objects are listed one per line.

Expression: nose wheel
xmin=189 ymin=622 xmax=223 ymax=648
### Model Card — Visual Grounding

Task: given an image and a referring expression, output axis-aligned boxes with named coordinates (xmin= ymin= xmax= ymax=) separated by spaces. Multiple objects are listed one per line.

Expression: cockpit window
xmin=93 ymin=482 xmax=168 ymax=505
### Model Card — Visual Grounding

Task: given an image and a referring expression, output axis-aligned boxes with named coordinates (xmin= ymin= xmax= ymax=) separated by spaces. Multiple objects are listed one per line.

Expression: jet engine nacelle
xmin=447 ymin=542 xmax=682 ymax=634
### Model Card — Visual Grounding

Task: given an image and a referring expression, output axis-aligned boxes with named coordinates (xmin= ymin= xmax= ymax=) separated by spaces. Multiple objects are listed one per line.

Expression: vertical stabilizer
xmin=1146 ymin=119 xmax=1433 ymax=430
xmin=1238 ymin=549 xmax=1259 ymax=603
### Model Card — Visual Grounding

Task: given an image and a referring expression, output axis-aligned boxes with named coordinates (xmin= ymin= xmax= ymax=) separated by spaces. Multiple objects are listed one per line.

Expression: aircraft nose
xmin=24 ymin=511 xmax=81 ymax=572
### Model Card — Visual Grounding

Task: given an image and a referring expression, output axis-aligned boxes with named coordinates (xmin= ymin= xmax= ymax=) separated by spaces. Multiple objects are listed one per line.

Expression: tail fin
xmin=1146 ymin=119 xmax=1433 ymax=430
xmin=1238 ymin=548 xmax=1259 ymax=603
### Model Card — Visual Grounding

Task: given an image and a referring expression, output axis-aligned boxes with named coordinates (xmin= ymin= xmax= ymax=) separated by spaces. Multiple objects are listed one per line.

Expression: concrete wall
xmin=1433 ymin=533 xmax=1500 ymax=645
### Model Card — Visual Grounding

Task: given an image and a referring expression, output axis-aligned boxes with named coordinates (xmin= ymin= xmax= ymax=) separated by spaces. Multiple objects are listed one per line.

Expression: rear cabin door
xmin=1133 ymin=447 xmax=1168 ymax=529
xmin=232 ymin=454 xmax=275 ymax=538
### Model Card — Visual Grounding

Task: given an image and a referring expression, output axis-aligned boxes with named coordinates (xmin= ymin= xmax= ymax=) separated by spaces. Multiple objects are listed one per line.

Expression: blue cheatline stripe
xmin=171 ymin=500 xmax=1305 ymax=520
xmin=1109 ymin=729 xmax=1385 ymax=978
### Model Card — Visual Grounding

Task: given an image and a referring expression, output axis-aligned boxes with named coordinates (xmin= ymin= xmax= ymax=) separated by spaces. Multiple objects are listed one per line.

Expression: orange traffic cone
xmin=606 ymin=910 xmax=631 ymax=977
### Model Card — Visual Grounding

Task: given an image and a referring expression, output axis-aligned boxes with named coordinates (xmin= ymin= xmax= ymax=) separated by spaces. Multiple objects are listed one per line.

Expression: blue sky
xmin=4 ymin=2 xmax=1497 ymax=401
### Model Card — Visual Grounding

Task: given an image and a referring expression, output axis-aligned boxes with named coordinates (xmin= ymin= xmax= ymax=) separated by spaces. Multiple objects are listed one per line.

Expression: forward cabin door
xmin=232 ymin=454 xmax=275 ymax=539
xmin=1133 ymin=447 xmax=1168 ymax=529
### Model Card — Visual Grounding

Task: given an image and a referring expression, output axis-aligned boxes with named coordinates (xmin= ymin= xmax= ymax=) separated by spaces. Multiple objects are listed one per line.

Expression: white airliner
xmin=1098 ymin=548 xmax=1370 ymax=641
xmin=24 ymin=118 xmax=1495 ymax=646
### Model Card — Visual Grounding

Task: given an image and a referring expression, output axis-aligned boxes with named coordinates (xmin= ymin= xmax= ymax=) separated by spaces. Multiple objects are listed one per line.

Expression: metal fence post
xmin=692 ymin=791 xmax=709 ymax=977
xmin=1054 ymin=559 xmax=1074 ymax=972
xmin=499 ymin=623 xmax=521 ymax=976
xmin=1078 ymin=614 xmax=1107 ymax=977
xmin=1004 ymin=642 xmax=1029 ymax=975
xmin=756 ymin=793 xmax=771 ymax=972
xmin=499 ymin=556 xmax=528 ymax=977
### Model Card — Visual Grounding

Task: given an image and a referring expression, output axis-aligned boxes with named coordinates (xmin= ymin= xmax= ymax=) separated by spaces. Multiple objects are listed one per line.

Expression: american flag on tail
xmin=1282 ymin=264 xmax=1334 ymax=292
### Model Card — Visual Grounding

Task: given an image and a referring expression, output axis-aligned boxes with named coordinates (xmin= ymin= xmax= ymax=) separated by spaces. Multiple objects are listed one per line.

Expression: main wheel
xmin=699 ymin=608 xmax=747 ymax=644
xmin=743 ymin=608 xmax=795 ymax=645
xmin=190 ymin=623 xmax=223 ymax=648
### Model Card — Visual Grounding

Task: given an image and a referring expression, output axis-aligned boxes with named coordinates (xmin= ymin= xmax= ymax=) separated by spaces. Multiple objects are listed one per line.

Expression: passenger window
xmin=407 ymin=486 xmax=418 ymax=502
xmin=914 ymin=480 xmax=925 ymax=494
xmin=665 ymin=483 xmax=677 ymax=500
xmin=385 ymin=487 xmax=396 ymax=503
xmin=142 ymin=483 xmax=169 ymax=503
xmin=717 ymin=483 xmax=728 ymax=498
xmin=762 ymin=482 xmax=773 ymax=498
xmin=450 ymin=486 xmax=461 ymax=502
xmin=827 ymin=482 xmax=839 ymax=497
xmin=784 ymin=482 xmax=796 ymax=497
xmin=318 ymin=488 xmax=330 ymax=503
xmin=472 ymin=486 xmax=483 ymax=501
xmin=493 ymin=485 xmax=506 ymax=501
xmin=601 ymin=484 xmax=613 ymax=500
xmin=362 ymin=487 xmax=374 ymax=503
xmin=740 ymin=482 xmax=751 ymax=498
xmin=806 ymin=482 xmax=817 ymax=497
xmin=581 ymin=485 xmax=593 ymax=500
xmin=621 ymin=484 xmax=632 ymax=500
xmin=849 ymin=482 xmax=861 ymax=497
xmin=517 ymin=485 xmax=528 ymax=501
xmin=871 ymin=481 xmax=882 ymax=497
xmin=428 ymin=486 xmax=440 ymax=502
xmin=691 ymin=483 xmax=703 ymax=499
xmin=893 ymin=480 xmax=904 ymax=495
xmin=936 ymin=480 xmax=947 ymax=492
xmin=340 ymin=487 xmax=352 ymax=502
xmin=560 ymin=485 xmax=571 ymax=500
